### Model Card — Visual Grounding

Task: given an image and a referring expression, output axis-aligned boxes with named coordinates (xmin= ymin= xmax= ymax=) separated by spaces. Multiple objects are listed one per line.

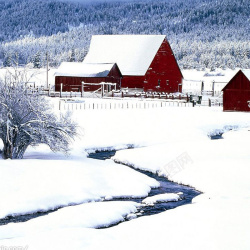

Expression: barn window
xmin=166 ymin=80 xmax=169 ymax=85
xmin=158 ymin=80 xmax=161 ymax=87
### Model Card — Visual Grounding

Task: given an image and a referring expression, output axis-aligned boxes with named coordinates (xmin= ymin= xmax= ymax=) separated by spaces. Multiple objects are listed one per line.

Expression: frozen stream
xmin=0 ymin=150 xmax=200 ymax=227
xmin=88 ymin=150 xmax=201 ymax=219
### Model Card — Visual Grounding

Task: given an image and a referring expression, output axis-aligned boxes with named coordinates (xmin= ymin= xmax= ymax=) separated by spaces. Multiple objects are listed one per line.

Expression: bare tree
xmin=0 ymin=68 xmax=77 ymax=159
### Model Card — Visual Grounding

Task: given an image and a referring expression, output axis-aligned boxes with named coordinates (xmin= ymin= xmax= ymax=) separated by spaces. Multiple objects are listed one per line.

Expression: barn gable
xmin=222 ymin=69 xmax=250 ymax=112
xmin=83 ymin=35 xmax=166 ymax=76
xmin=222 ymin=70 xmax=250 ymax=91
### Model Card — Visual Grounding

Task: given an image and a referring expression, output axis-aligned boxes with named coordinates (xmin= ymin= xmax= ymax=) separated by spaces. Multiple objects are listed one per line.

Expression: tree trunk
xmin=3 ymin=141 xmax=14 ymax=159
xmin=2 ymin=141 xmax=27 ymax=159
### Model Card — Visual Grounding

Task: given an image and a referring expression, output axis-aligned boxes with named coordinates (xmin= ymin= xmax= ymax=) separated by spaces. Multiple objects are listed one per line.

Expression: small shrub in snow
xmin=0 ymin=68 xmax=77 ymax=159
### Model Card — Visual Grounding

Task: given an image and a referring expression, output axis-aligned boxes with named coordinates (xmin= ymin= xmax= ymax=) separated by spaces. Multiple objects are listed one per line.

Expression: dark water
xmin=0 ymin=210 xmax=57 ymax=226
xmin=210 ymin=134 xmax=223 ymax=140
xmin=88 ymin=150 xmax=201 ymax=218
xmin=0 ymin=150 xmax=200 ymax=227
xmin=88 ymin=150 xmax=117 ymax=160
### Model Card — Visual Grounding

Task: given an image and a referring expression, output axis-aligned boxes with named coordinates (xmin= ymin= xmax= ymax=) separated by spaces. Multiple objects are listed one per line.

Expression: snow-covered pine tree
xmin=69 ymin=48 xmax=76 ymax=62
xmin=0 ymin=68 xmax=78 ymax=159
xmin=3 ymin=53 xmax=12 ymax=67
xmin=33 ymin=52 xmax=42 ymax=68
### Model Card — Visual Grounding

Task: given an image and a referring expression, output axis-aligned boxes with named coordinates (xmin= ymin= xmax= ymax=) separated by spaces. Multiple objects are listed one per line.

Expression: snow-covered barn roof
xmin=242 ymin=69 xmax=250 ymax=81
xmin=83 ymin=35 xmax=166 ymax=76
xmin=55 ymin=62 xmax=116 ymax=77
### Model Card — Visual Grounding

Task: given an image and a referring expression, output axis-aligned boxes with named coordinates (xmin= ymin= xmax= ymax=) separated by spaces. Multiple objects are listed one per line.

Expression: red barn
xmin=222 ymin=69 xmax=250 ymax=112
xmin=55 ymin=62 xmax=122 ymax=92
xmin=83 ymin=35 xmax=183 ymax=93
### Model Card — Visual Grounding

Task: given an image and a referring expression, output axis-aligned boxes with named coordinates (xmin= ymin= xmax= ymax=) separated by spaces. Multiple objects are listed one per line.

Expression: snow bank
xmin=0 ymin=201 xmax=140 ymax=240
xmin=142 ymin=193 xmax=183 ymax=205
xmin=71 ymin=106 xmax=250 ymax=152
xmin=0 ymin=154 xmax=158 ymax=219
xmin=113 ymin=128 xmax=250 ymax=198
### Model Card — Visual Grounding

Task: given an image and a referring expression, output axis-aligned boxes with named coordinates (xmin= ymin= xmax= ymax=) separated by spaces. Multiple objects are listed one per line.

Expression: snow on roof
xmin=55 ymin=62 xmax=115 ymax=77
xmin=83 ymin=35 xmax=166 ymax=76
xmin=242 ymin=69 xmax=250 ymax=81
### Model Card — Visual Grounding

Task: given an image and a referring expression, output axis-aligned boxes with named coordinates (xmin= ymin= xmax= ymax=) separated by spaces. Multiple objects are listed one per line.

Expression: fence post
xmin=60 ymin=83 xmax=63 ymax=98
xmin=81 ymin=82 xmax=84 ymax=98
xmin=209 ymin=99 xmax=211 ymax=107
xmin=48 ymin=84 xmax=50 ymax=97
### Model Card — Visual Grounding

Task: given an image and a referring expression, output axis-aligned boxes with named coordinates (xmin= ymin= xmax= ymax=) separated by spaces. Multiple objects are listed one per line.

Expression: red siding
xmin=120 ymin=39 xmax=183 ymax=93
xmin=122 ymin=76 xmax=145 ymax=89
xmin=55 ymin=64 xmax=122 ymax=92
xmin=223 ymin=70 xmax=250 ymax=112
xmin=144 ymin=39 xmax=183 ymax=92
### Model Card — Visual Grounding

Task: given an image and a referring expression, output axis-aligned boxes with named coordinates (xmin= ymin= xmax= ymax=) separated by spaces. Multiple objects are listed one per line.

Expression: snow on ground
xmin=113 ymin=127 xmax=250 ymax=199
xmin=70 ymin=105 xmax=250 ymax=151
xmin=142 ymin=193 xmax=183 ymax=205
xmin=1 ymin=101 xmax=250 ymax=249
xmin=0 ymin=149 xmax=158 ymax=219
xmin=0 ymin=201 xmax=139 ymax=240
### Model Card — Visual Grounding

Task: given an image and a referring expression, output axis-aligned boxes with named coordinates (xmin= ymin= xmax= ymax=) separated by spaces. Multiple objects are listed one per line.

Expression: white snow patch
xmin=55 ymin=62 xmax=116 ymax=77
xmin=0 ymin=156 xmax=158 ymax=219
xmin=142 ymin=193 xmax=183 ymax=205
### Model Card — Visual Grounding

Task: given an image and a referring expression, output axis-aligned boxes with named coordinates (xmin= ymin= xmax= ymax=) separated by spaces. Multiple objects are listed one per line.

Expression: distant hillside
xmin=0 ymin=0 xmax=249 ymax=69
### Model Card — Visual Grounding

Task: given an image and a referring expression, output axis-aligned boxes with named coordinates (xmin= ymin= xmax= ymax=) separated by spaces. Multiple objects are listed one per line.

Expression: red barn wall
xmin=223 ymin=71 xmax=250 ymax=112
xmin=120 ymin=39 xmax=183 ymax=93
xmin=144 ymin=39 xmax=183 ymax=92
xmin=55 ymin=64 xmax=121 ymax=92
xmin=55 ymin=76 xmax=108 ymax=92
xmin=122 ymin=76 xmax=145 ymax=89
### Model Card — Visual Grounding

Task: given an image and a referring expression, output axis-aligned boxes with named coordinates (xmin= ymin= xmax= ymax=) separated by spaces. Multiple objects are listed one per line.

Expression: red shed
xmin=222 ymin=70 xmax=250 ymax=112
xmin=55 ymin=62 xmax=122 ymax=92
xmin=83 ymin=35 xmax=183 ymax=93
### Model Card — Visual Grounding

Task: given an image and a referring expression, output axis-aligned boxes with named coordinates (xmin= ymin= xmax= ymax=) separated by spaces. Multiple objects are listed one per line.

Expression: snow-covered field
xmin=0 ymin=99 xmax=250 ymax=249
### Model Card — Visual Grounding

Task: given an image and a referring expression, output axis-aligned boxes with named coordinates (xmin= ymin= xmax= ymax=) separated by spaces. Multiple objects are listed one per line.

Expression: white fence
xmin=58 ymin=100 xmax=193 ymax=111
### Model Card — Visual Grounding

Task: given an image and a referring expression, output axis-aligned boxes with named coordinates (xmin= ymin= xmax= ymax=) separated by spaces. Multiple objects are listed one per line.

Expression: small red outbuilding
xmin=222 ymin=70 xmax=250 ymax=112
xmin=55 ymin=62 xmax=122 ymax=92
